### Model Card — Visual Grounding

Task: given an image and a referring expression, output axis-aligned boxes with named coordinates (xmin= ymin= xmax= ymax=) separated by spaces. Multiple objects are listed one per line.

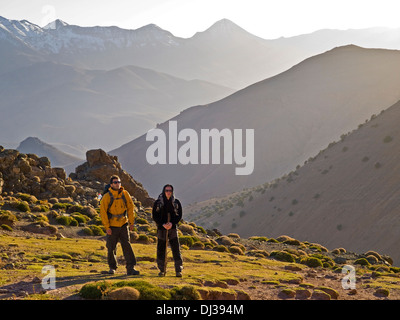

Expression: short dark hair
xmin=110 ymin=175 xmax=121 ymax=184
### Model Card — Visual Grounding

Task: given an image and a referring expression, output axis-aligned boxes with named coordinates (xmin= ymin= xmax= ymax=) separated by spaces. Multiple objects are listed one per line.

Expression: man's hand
xmin=107 ymin=228 xmax=112 ymax=235
xmin=129 ymin=224 xmax=134 ymax=231
xmin=163 ymin=222 xmax=172 ymax=230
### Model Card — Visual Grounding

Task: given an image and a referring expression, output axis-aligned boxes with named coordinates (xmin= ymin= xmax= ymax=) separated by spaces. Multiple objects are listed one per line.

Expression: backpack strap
xmin=106 ymin=190 xmax=128 ymax=220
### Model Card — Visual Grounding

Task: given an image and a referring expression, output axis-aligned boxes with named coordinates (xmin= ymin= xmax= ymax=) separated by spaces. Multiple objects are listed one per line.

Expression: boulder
xmin=72 ymin=149 xmax=154 ymax=207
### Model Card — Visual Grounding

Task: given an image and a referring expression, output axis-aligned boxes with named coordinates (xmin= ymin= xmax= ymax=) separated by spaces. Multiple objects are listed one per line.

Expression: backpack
xmin=102 ymin=184 xmax=128 ymax=220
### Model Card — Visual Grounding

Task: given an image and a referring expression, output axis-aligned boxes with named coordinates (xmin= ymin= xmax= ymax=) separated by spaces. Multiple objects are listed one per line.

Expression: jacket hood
xmin=108 ymin=186 xmax=125 ymax=195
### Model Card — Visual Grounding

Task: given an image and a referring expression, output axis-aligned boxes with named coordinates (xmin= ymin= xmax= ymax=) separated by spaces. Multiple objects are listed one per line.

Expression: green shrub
xmin=229 ymin=246 xmax=244 ymax=255
xmin=283 ymin=239 xmax=301 ymax=246
xmin=170 ymin=286 xmax=201 ymax=300
xmin=136 ymin=234 xmax=150 ymax=244
xmin=56 ymin=215 xmax=78 ymax=226
xmin=71 ymin=213 xmax=89 ymax=224
xmin=178 ymin=224 xmax=195 ymax=235
xmin=83 ymin=227 xmax=93 ymax=236
xmin=354 ymin=258 xmax=370 ymax=266
xmin=52 ymin=203 xmax=70 ymax=210
xmin=270 ymin=251 xmax=295 ymax=263
xmin=83 ymin=225 xmax=105 ymax=236
xmin=14 ymin=201 xmax=30 ymax=212
xmin=16 ymin=193 xmax=37 ymax=203
xmin=0 ymin=210 xmax=18 ymax=226
xmin=52 ymin=252 xmax=73 ymax=260
xmin=249 ymin=236 xmax=268 ymax=242
xmin=80 ymin=281 xmax=113 ymax=299
xmin=196 ymin=226 xmax=206 ymax=234
xmin=213 ymin=245 xmax=229 ymax=253
xmin=301 ymin=257 xmax=323 ymax=268
xmin=136 ymin=218 xmax=148 ymax=225
xmin=179 ymin=235 xmax=195 ymax=247
xmin=191 ymin=241 xmax=205 ymax=250
xmin=1 ymin=224 xmax=13 ymax=231
xmin=113 ymin=280 xmax=171 ymax=300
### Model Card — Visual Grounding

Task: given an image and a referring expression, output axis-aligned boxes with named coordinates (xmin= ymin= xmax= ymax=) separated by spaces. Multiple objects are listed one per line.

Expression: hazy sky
xmin=1 ymin=0 xmax=400 ymax=39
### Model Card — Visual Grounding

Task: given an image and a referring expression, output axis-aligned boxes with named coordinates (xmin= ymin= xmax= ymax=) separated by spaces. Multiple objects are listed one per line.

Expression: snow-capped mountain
xmin=3 ymin=15 xmax=400 ymax=89
xmin=0 ymin=16 xmax=180 ymax=55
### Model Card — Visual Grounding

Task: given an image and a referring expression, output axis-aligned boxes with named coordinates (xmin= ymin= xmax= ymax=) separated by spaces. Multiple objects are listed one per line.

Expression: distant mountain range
xmin=4 ymin=15 xmax=400 ymax=202
xmin=111 ymin=45 xmax=400 ymax=205
xmin=17 ymin=137 xmax=83 ymax=173
xmin=185 ymin=98 xmax=400 ymax=265
xmin=3 ymin=17 xmax=400 ymax=89
xmin=3 ymin=16 xmax=400 ymax=151
xmin=0 ymin=60 xmax=233 ymax=151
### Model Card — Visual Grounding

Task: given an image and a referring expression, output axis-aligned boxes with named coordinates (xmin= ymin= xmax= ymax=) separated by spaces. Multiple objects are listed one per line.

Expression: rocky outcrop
xmin=0 ymin=146 xmax=154 ymax=208
xmin=70 ymin=149 xmax=154 ymax=207
xmin=0 ymin=146 xmax=86 ymax=201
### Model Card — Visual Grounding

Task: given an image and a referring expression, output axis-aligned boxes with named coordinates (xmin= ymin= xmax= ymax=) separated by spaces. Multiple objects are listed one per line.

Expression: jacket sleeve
xmin=152 ymin=200 xmax=162 ymax=226
xmin=125 ymin=190 xmax=135 ymax=225
xmin=100 ymin=193 xmax=110 ymax=230
xmin=171 ymin=199 xmax=182 ymax=225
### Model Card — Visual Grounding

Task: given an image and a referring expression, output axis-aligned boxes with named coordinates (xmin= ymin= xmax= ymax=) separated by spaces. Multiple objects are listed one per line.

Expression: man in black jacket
xmin=152 ymin=184 xmax=183 ymax=277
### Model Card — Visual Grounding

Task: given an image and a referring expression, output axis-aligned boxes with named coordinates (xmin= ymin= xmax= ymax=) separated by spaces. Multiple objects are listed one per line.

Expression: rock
xmin=374 ymin=288 xmax=390 ymax=298
xmin=285 ymin=265 xmax=302 ymax=272
xmin=295 ymin=289 xmax=312 ymax=300
xmin=86 ymin=149 xmax=115 ymax=167
xmin=71 ymin=148 xmax=154 ymax=207
xmin=316 ymin=286 xmax=339 ymax=299
xmin=203 ymin=280 xmax=229 ymax=289
xmin=3 ymin=263 xmax=15 ymax=270
xmin=348 ymin=289 xmax=357 ymax=295
xmin=235 ymin=290 xmax=251 ymax=300
xmin=311 ymin=290 xmax=331 ymax=300
xmin=56 ymin=233 xmax=65 ymax=240
xmin=108 ymin=287 xmax=140 ymax=300
xmin=39 ymin=156 xmax=51 ymax=167
xmin=278 ymin=288 xmax=296 ymax=299
xmin=334 ymin=257 xmax=347 ymax=264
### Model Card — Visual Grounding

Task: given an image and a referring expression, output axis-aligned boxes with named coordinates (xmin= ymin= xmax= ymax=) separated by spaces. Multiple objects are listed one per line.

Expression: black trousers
xmin=106 ymin=223 xmax=136 ymax=271
xmin=157 ymin=228 xmax=183 ymax=273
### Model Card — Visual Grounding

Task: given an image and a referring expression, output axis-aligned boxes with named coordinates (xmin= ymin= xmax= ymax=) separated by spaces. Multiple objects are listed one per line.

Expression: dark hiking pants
xmin=157 ymin=228 xmax=183 ymax=273
xmin=106 ymin=223 xmax=136 ymax=271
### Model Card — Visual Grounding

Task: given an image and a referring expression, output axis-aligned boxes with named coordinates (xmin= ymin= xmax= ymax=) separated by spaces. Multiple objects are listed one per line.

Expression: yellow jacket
xmin=100 ymin=187 xmax=135 ymax=229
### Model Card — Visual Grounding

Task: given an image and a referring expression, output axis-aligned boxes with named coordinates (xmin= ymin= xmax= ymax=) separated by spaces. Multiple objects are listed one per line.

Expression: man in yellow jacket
xmin=100 ymin=175 xmax=139 ymax=275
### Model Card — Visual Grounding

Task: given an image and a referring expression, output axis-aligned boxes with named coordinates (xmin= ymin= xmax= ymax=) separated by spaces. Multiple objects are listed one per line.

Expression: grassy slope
xmin=1 ymin=194 xmax=400 ymax=300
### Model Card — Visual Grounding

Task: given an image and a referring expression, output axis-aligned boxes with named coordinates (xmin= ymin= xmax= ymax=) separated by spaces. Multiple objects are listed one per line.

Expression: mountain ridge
xmin=185 ymin=97 xmax=400 ymax=265
xmin=111 ymin=45 xmax=400 ymax=205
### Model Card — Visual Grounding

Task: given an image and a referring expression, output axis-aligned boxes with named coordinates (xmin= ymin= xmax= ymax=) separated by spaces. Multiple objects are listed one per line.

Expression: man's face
xmin=111 ymin=179 xmax=121 ymax=190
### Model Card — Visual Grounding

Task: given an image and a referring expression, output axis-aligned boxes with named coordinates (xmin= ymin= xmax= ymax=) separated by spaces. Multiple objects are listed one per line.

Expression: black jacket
xmin=152 ymin=193 xmax=182 ymax=230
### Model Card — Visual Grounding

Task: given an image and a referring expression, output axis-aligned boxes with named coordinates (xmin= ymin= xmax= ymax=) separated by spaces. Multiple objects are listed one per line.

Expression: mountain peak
xmin=43 ymin=19 xmax=69 ymax=30
xmin=18 ymin=136 xmax=55 ymax=150
xmin=193 ymin=18 xmax=251 ymax=39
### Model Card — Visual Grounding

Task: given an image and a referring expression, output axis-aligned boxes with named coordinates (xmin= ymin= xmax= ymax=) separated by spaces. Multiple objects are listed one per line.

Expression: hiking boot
xmin=108 ymin=268 xmax=116 ymax=275
xmin=158 ymin=271 xmax=166 ymax=277
xmin=127 ymin=268 xmax=140 ymax=276
xmin=176 ymin=272 xmax=182 ymax=277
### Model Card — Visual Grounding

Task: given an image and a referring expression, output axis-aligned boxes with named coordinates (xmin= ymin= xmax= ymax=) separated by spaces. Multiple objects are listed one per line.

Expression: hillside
xmin=17 ymin=137 xmax=83 ymax=171
xmin=0 ymin=61 xmax=233 ymax=151
xmin=1 ymin=147 xmax=400 ymax=301
xmin=112 ymin=45 xmax=400 ymax=205
xmin=185 ymin=99 xmax=400 ymax=266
